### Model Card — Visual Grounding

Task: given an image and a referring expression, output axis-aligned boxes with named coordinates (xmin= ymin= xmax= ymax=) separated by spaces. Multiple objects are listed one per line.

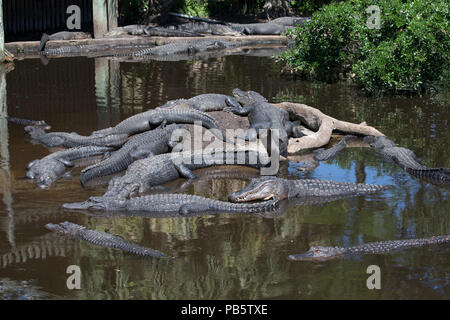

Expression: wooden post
xmin=93 ymin=0 xmax=118 ymax=38
xmin=0 ymin=64 xmax=15 ymax=247
xmin=0 ymin=0 xmax=5 ymax=61
xmin=107 ymin=0 xmax=118 ymax=30
xmin=93 ymin=0 xmax=108 ymax=38
xmin=95 ymin=58 xmax=111 ymax=129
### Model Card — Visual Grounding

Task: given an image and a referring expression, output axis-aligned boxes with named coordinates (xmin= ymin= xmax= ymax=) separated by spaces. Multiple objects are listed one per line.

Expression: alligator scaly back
xmin=62 ymin=193 xmax=280 ymax=215
xmin=229 ymin=176 xmax=391 ymax=202
xmin=45 ymin=222 xmax=167 ymax=258
xmin=289 ymin=235 xmax=450 ymax=261
xmin=365 ymin=136 xmax=450 ymax=185
xmin=80 ymin=124 xmax=180 ymax=186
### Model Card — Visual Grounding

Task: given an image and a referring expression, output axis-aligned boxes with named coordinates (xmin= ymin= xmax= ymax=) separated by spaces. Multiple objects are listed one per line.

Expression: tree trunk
xmin=274 ymin=102 xmax=384 ymax=154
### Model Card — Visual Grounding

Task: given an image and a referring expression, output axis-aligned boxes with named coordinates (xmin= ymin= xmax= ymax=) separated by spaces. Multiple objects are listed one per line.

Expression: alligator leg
xmin=130 ymin=149 xmax=154 ymax=161
xmin=174 ymin=162 xmax=196 ymax=179
xmin=58 ymin=158 xmax=75 ymax=167
xmin=179 ymin=203 xmax=211 ymax=216
xmin=27 ymin=159 xmax=39 ymax=169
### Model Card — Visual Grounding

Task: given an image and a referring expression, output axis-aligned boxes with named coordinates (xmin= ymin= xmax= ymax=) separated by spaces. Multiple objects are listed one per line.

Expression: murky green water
xmin=0 ymin=52 xmax=449 ymax=299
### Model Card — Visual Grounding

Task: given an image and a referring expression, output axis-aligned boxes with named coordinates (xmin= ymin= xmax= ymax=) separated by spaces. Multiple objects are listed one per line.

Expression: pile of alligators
xmin=37 ymin=15 xmax=309 ymax=58
xmin=7 ymin=88 xmax=450 ymax=261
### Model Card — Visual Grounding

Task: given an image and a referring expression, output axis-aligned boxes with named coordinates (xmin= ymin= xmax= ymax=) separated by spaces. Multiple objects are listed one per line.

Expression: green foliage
xmin=173 ymin=0 xmax=210 ymax=17
xmin=119 ymin=0 xmax=149 ymax=25
xmin=278 ymin=0 xmax=450 ymax=94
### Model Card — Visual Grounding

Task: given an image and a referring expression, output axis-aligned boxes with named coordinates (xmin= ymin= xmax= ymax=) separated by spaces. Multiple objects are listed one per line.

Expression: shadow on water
xmin=0 ymin=52 xmax=449 ymax=299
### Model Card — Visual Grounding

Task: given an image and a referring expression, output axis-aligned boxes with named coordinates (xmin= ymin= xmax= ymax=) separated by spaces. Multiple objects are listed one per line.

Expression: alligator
xmin=5 ymin=116 xmax=51 ymax=130
xmin=45 ymin=222 xmax=167 ymax=258
xmin=131 ymin=39 xmax=237 ymax=57
xmin=102 ymin=148 xmax=270 ymax=199
xmin=158 ymin=93 xmax=242 ymax=112
xmin=224 ymin=88 xmax=300 ymax=157
xmin=270 ymin=16 xmax=311 ymax=27
xmin=26 ymin=145 xmax=113 ymax=188
xmin=62 ymin=193 xmax=280 ymax=215
xmin=313 ymin=135 xmax=357 ymax=161
xmin=24 ymin=125 xmax=128 ymax=148
xmin=104 ymin=24 xmax=203 ymax=37
xmin=229 ymin=16 xmax=310 ymax=35
xmin=230 ymin=22 xmax=288 ymax=35
xmin=91 ymin=107 xmax=230 ymax=143
xmin=80 ymin=124 xmax=182 ymax=186
xmin=41 ymin=43 xmax=117 ymax=56
xmin=288 ymin=235 xmax=450 ymax=261
xmin=39 ymin=31 xmax=91 ymax=51
xmin=297 ymin=135 xmax=357 ymax=171
xmin=364 ymin=136 xmax=450 ymax=184
xmin=228 ymin=176 xmax=391 ymax=202
xmin=171 ymin=21 xmax=243 ymax=36
xmin=144 ymin=26 xmax=203 ymax=37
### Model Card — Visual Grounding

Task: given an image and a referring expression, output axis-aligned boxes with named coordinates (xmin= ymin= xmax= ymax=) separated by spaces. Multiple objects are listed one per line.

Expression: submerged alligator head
xmin=229 ymin=176 xmax=288 ymax=202
xmin=26 ymin=158 xmax=72 ymax=188
xmin=62 ymin=196 xmax=126 ymax=211
xmin=24 ymin=125 xmax=46 ymax=139
xmin=45 ymin=221 xmax=84 ymax=237
xmin=288 ymin=246 xmax=347 ymax=261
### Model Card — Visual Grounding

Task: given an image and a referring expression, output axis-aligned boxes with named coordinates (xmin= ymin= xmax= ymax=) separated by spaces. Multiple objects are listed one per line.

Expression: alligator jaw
xmin=44 ymin=223 xmax=65 ymax=234
xmin=288 ymin=250 xmax=341 ymax=261
xmin=288 ymin=252 xmax=316 ymax=261
xmin=62 ymin=197 xmax=106 ymax=210
xmin=228 ymin=177 xmax=286 ymax=202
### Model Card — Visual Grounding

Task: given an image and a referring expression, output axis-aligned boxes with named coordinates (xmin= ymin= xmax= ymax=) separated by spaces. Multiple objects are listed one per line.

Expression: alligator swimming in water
xmin=26 ymin=145 xmax=113 ymax=188
xmin=45 ymin=222 xmax=167 ymax=258
xmin=297 ymin=135 xmax=358 ymax=171
xmin=224 ymin=88 xmax=301 ymax=157
xmin=288 ymin=235 xmax=450 ymax=261
xmin=364 ymin=136 xmax=450 ymax=184
xmin=39 ymin=31 xmax=91 ymax=51
xmin=313 ymin=135 xmax=357 ymax=161
xmin=62 ymin=193 xmax=280 ymax=215
xmin=91 ymin=107 xmax=230 ymax=143
xmin=80 ymin=124 xmax=183 ymax=186
xmin=102 ymin=148 xmax=270 ymax=198
xmin=24 ymin=125 xmax=128 ymax=148
xmin=158 ymin=93 xmax=242 ymax=112
xmin=228 ymin=176 xmax=391 ymax=202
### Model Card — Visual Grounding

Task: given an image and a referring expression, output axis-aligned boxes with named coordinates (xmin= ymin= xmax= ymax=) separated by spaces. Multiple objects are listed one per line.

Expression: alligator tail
xmin=5 ymin=116 xmax=51 ymax=129
xmin=39 ymin=33 xmax=50 ymax=51
xmin=80 ymin=154 xmax=131 ymax=187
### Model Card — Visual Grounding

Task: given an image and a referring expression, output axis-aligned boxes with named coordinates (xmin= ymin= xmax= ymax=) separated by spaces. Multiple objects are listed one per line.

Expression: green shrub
xmin=278 ymin=0 xmax=450 ymax=94
xmin=173 ymin=0 xmax=210 ymax=17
